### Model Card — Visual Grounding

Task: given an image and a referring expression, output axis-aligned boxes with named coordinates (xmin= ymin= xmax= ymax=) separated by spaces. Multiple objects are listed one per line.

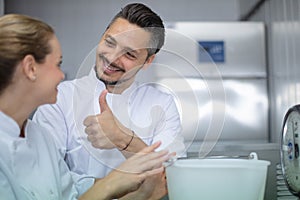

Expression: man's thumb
xmin=99 ymin=90 xmax=109 ymax=113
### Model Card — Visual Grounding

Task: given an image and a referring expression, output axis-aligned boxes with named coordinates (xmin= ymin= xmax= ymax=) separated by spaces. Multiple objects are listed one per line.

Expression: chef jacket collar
xmin=0 ymin=111 xmax=22 ymax=138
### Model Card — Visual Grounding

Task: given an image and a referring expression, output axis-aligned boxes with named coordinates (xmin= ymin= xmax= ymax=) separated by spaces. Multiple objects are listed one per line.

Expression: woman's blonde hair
xmin=0 ymin=14 xmax=54 ymax=94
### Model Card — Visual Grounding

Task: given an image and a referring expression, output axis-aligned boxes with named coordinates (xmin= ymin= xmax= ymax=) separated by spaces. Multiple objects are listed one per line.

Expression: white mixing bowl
xmin=166 ymin=153 xmax=270 ymax=200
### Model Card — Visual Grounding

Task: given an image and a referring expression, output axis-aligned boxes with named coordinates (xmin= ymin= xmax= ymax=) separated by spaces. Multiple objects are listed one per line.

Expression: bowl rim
xmin=167 ymin=158 xmax=271 ymax=168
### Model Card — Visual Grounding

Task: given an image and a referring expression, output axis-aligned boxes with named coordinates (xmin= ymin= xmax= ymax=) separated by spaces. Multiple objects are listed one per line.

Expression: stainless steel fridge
xmin=141 ymin=22 xmax=269 ymax=154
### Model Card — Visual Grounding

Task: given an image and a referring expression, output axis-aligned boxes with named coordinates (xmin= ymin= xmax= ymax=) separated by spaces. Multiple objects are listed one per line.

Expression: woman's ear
xmin=22 ymin=55 xmax=37 ymax=81
xmin=143 ymin=54 xmax=156 ymax=70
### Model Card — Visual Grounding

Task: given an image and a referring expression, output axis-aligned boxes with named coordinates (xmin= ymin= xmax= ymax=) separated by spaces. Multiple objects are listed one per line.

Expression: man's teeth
xmin=107 ymin=66 xmax=117 ymax=71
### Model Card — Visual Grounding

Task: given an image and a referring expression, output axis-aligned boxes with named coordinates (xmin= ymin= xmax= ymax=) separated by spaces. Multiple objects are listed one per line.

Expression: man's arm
xmin=83 ymin=90 xmax=147 ymax=158
xmin=84 ymin=89 xmax=185 ymax=158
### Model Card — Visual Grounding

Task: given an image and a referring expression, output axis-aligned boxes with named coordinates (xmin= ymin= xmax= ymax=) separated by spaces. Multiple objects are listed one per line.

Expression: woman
xmin=0 ymin=14 xmax=172 ymax=200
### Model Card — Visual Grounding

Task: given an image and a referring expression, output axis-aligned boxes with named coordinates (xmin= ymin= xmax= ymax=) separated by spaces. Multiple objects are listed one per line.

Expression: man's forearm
xmin=118 ymin=129 xmax=147 ymax=158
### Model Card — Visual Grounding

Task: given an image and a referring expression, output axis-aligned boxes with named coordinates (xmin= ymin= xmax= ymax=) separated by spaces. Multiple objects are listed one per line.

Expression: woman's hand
xmin=105 ymin=141 xmax=174 ymax=199
xmin=79 ymin=141 xmax=175 ymax=200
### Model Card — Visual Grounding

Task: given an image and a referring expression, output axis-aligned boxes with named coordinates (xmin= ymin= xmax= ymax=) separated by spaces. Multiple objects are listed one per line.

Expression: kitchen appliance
xmin=150 ymin=21 xmax=268 ymax=155
xmin=165 ymin=152 xmax=270 ymax=200
xmin=280 ymin=104 xmax=300 ymax=198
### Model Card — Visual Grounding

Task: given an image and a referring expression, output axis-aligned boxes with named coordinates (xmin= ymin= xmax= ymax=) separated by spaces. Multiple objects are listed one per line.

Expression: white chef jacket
xmin=0 ymin=111 xmax=94 ymax=200
xmin=33 ymin=69 xmax=185 ymax=178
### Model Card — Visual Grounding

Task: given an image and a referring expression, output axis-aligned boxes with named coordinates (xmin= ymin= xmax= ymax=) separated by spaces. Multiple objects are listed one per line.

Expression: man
xmin=33 ymin=3 xmax=185 ymax=199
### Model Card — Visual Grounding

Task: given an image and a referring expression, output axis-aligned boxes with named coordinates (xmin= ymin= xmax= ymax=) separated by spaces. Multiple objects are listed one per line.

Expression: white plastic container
xmin=166 ymin=153 xmax=270 ymax=200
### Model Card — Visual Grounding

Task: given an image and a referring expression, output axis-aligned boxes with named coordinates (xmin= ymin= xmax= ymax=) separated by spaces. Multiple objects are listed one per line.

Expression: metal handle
xmin=164 ymin=152 xmax=259 ymax=168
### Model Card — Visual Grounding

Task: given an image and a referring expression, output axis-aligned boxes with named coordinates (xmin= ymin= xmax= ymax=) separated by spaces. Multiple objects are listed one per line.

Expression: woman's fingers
xmin=139 ymin=141 xmax=162 ymax=153
xmin=142 ymin=166 xmax=165 ymax=177
xmin=118 ymin=143 xmax=175 ymax=174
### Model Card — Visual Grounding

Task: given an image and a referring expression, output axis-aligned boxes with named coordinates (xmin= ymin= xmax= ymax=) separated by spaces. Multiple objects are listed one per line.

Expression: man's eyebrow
xmin=124 ymin=46 xmax=138 ymax=54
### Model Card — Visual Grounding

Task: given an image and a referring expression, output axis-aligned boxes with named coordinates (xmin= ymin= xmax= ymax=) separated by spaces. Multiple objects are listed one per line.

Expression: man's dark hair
xmin=107 ymin=3 xmax=165 ymax=56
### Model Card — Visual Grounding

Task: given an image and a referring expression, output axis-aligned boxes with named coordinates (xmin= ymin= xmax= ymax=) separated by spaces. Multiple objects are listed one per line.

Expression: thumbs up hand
xmin=83 ymin=90 xmax=130 ymax=150
xmin=99 ymin=89 xmax=109 ymax=113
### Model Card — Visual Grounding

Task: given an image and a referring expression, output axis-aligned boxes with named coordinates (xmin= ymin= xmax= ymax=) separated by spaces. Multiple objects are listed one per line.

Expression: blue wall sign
xmin=198 ymin=41 xmax=225 ymax=63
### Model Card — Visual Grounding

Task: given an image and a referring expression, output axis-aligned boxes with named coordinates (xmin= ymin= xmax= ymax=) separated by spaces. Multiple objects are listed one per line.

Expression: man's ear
xmin=22 ymin=55 xmax=37 ymax=81
xmin=143 ymin=54 xmax=156 ymax=70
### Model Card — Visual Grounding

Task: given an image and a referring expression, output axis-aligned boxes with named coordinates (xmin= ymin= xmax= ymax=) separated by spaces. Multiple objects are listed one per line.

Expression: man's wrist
xmin=117 ymin=129 xmax=134 ymax=151
xmin=120 ymin=131 xmax=134 ymax=151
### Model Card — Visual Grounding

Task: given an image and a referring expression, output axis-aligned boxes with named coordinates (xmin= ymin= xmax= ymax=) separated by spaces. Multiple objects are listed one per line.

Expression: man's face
xmin=95 ymin=18 xmax=155 ymax=86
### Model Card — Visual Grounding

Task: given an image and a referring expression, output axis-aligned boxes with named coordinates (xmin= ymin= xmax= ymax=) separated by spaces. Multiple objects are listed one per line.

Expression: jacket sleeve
xmin=33 ymin=102 xmax=69 ymax=159
xmin=151 ymin=94 xmax=186 ymax=157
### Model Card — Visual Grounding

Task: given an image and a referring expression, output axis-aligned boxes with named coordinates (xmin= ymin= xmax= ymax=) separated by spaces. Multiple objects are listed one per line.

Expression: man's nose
xmin=107 ymin=48 xmax=124 ymax=65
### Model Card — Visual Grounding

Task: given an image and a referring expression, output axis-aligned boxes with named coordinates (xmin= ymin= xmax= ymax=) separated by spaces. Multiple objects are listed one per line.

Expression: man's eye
xmin=126 ymin=52 xmax=136 ymax=59
xmin=105 ymin=39 xmax=115 ymax=47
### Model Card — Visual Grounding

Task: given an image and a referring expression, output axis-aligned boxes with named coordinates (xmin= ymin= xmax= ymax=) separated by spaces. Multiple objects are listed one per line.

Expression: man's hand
xmin=83 ymin=90 xmax=130 ymax=149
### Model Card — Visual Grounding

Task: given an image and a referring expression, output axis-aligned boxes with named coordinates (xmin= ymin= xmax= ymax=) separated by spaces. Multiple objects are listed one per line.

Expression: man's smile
xmin=100 ymin=54 xmax=126 ymax=75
